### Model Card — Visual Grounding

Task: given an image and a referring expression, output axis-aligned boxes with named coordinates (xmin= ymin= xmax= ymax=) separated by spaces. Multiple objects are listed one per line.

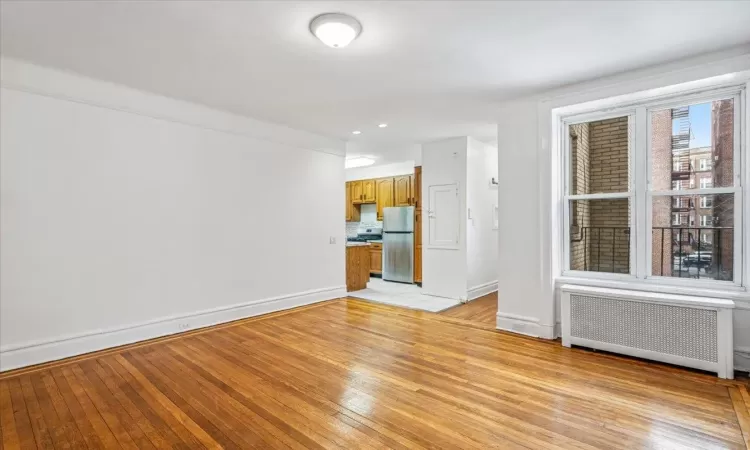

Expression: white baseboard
xmin=0 ymin=285 xmax=346 ymax=372
xmin=467 ymin=281 xmax=498 ymax=301
xmin=735 ymin=347 xmax=750 ymax=372
xmin=496 ymin=312 xmax=556 ymax=339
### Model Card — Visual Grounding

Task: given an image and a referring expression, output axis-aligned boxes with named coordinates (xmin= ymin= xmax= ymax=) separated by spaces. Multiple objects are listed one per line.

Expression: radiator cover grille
xmin=569 ymin=294 xmax=717 ymax=363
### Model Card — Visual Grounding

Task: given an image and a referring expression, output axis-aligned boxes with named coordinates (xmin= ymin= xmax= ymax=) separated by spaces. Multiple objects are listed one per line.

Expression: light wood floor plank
xmin=1 ymin=298 xmax=747 ymax=449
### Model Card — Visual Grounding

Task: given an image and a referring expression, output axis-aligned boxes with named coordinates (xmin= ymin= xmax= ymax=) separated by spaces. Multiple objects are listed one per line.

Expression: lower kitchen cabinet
xmin=414 ymin=245 xmax=422 ymax=283
xmin=369 ymin=242 xmax=383 ymax=275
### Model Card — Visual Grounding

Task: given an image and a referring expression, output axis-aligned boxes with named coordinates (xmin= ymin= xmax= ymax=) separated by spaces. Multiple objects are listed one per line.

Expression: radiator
xmin=560 ymin=285 xmax=735 ymax=379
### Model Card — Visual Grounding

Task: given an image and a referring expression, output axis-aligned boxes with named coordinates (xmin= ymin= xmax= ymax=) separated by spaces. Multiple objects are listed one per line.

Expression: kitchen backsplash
xmin=346 ymin=222 xmax=359 ymax=237
xmin=347 ymin=204 xmax=382 ymax=237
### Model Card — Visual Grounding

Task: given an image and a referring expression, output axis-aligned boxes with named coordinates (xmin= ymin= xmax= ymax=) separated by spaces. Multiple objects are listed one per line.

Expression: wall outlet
xmin=329 ymin=236 xmax=336 ymax=244
xmin=178 ymin=322 xmax=190 ymax=331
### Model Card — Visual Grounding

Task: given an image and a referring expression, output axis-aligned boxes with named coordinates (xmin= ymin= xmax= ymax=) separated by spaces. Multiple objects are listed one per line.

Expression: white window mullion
xmin=566 ymin=192 xmax=631 ymax=201
xmin=635 ymin=107 xmax=648 ymax=279
xmin=562 ymin=124 xmax=571 ymax=273
xmin=651 ymin=187 xmax=739 ymax=197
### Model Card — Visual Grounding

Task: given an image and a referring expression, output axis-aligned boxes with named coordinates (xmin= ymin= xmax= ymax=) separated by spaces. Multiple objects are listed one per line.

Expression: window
xmin=564 ymin=92 xmax=741 ymax=284
xmin=567 ymin=115 xmax=632 ymax=275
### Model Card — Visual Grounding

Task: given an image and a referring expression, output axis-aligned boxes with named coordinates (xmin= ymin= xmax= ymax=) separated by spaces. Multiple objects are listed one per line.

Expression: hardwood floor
xmin=2 ymin=297 xmax=750 ymax=449
xmin=439 ymin=291 xmax=498 ymax=327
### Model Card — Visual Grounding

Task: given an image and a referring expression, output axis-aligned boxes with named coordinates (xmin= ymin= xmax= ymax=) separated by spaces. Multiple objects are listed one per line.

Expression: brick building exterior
xmin=570 ymin=116 xmax=630 ymax=273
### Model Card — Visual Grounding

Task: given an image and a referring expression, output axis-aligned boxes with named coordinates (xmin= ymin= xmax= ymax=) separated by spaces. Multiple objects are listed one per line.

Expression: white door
xmin=428 ymin=183 xmax=459 ymax=248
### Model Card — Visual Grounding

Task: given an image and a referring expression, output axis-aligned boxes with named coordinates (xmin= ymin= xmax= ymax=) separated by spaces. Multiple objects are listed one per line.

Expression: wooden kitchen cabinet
xmin=345 ymin=182 xmax=352 ymax=221
xmin=369 ymin=242 xmax=383 ymax=275
xmin=345 ymin=182 xmax=360 ymax=222
xmin=414 ymin=244 xmax=422 ymax=283
xmin=351 ymin=181 xmax=364 ymax=204
xmin=362 ymin=179 xmax=376 ymax=203
xmin=375 ymin=178 xmax=394 ymax=221
xmin=346 ymin=244 xmax=370 ymax=291
xmin=394 ymin=175 xmax=411 ymax=207
xmin=413 ymin=167 xmax=421 ymax=208
xmin=414 ymin=210 xmax=422 ymax=248
xmin=413 ymin=166 xmax=422 ymax=283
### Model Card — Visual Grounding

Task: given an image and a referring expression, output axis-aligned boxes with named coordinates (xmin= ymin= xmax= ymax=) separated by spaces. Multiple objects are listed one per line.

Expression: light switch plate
xmin=329 ymin=236 xmax=336 ymax=244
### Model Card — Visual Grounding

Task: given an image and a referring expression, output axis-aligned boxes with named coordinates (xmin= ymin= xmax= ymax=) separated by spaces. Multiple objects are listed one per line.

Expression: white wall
xmin=466 ymin=137 xmax=499 ymax=298
xmin=0 ymin=58 xmax=347 ymax=371
xmin=346 ymin=160 xmax=414 ymax=181
xmin=421 ymin=137 xmax=468 ymax=300
xmin=495 ymin=101 xmax=547 ymax=336
xmin=494 ymin=48 xmax=750 ymax=367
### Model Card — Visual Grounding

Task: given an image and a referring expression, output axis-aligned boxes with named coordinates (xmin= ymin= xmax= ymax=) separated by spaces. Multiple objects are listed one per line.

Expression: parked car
xmin=682 ymin=253 xmax=712 ymax=268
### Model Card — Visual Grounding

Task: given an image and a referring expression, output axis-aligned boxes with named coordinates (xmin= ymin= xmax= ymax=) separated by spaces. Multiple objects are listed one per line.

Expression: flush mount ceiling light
xmin=310 ymin=13 xmax=362 ymax=48
xmin=352 ymin=130 xmax=361 ymax=135
xmin=378 ymin=123 xmax=388 ymax=128
xmin=345 ymin=157 xmax=375 ymax=169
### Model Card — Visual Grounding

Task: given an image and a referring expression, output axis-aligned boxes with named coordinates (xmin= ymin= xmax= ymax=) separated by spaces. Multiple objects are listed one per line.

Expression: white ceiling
xmin=2 ymin=1 xmax=749 ymax=159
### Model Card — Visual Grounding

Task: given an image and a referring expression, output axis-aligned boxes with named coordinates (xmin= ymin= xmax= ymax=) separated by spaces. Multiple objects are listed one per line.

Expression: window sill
xmin=555 ymin=275 xmax=750 ymax=305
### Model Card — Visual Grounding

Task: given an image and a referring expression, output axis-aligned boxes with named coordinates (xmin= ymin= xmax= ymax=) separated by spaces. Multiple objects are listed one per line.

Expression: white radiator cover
xmin=560 ymin=285 xmax=735 ymax=379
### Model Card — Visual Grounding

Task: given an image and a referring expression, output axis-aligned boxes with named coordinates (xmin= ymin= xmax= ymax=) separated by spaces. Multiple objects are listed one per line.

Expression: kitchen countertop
xmin=368 ymin=240 xmax=383 ymax=243
xmin=346 ymin=242 xmax=372 ymax=247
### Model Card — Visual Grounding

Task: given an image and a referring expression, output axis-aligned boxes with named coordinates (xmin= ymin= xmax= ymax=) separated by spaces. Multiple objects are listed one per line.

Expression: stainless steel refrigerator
xmin=382 ymin=206 xmax=414 ymax=283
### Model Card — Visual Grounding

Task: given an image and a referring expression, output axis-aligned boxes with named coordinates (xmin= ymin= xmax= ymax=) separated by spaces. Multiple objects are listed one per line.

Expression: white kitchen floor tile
xmin=349 ymin=278 xmax=460 ymax=312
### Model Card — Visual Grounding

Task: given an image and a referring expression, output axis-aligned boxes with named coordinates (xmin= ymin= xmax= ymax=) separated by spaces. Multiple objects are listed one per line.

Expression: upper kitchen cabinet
xmin=351 ymin=181 xmax=364 ymax=204
xmin=362 ymin=179 xmax=376 ymax=203
xmin=394 ymin=175 xmax=411 ymax=207
xmin=344 ymin=183 xmax=352 ymax=222
xmin=346 ymin=182 xmax=361 ymax=222
xmin=413 ymin=167 xmax=421 ymax=208
xmin=375 ymin=177 xmax=394 ymax=221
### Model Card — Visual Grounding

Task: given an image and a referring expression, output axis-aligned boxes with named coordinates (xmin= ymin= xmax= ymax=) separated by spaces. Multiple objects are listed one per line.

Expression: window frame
xmin=562 ymin=110 xmax=637 ymax=281
xmin=560 ymin=86 xmax=745 ymax=289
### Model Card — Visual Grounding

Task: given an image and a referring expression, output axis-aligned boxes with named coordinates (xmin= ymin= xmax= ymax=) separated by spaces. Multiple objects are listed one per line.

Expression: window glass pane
xmin=569 ymin=116 xmax=630 ymax=195
xmin=569 ymin=198 xmax=630 ymax=274
xmin=651 ymin=194 xmax=734 ymax=281
xmin=650 ymin=99 xmax=734 ymax=191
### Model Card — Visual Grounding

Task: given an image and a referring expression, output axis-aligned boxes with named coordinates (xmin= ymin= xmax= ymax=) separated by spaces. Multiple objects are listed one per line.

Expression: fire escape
xmin=671 ymin=106 xmax=692 ymax=233
xmin=672 ymin=106 xmax=695 ymax=225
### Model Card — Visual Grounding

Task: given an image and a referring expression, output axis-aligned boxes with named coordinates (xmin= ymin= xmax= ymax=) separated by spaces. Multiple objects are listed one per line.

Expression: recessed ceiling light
xmin=310 ymin=13 xmax=362 ymax=49
xmin=378 ymin=123 xmax=388 ymax=128
xmin=352 ymin=130 xmax=361 ymax=135
xmin=345 ymin=157 xmax=375 ymax=169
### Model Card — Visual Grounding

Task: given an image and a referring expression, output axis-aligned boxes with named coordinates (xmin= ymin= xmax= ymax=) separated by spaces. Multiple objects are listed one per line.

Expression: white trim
xmin=555 ymin=275 xmax=750 ymax=300
xmin=560 ymin=284 xmax=734 ymax=309
xmin=467 ymin=281 xmax=498 ymax=301
xmin=496 ymin=312 xmax=556 ymax=339
xmin=0 ymin=285 xmax=346 ymax=372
